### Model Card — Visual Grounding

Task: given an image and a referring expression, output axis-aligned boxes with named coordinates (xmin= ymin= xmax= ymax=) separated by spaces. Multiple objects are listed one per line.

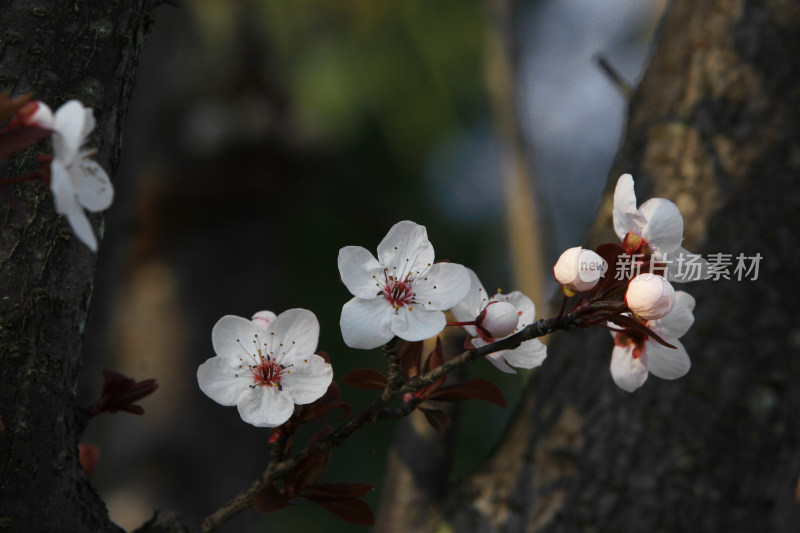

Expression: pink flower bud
xmin=251 ymin=310 xmax=277 ymax=330
xmin=553 ymin=247 xmax=607 ymax=292
xmin=625 ymin=274 xmax=675 ymax=320
xmin=21 ymin=101 xmax=54 ymax=129
xmin=478 ymin=301 xmax=519 ymax=338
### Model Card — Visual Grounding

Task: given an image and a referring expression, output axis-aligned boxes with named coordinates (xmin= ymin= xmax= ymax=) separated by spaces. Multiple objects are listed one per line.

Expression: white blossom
xmin=610 ymin=291 xmax=695 ymax=392
xmin=338 ymin=220 xmax=470 ymax=349
xmin=451 ymin=268 xmax=547 ymax=373
xmin=197 ymin=309 xmax=333 ymax=428
xmin=46 ymin=100 xmax=113 ymax=251
xmin=625 ymin=273 xmax=675 ymax=320
xmin=553 ymin=246 xmax=607 ymax=292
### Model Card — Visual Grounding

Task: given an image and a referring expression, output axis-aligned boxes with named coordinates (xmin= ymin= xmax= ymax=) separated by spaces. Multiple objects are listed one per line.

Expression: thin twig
xmin=200 ymin=312 xmax=581 ymax=533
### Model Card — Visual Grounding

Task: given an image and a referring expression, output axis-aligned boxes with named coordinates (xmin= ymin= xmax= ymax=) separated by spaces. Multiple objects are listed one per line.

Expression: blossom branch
xmin=200 ymin=312 xmax=581 ymax=533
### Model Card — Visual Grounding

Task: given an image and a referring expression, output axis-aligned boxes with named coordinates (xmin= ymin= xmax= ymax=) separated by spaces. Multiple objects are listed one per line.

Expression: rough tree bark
xmin=0 ymin=2 xmax=165 ymax=532
xmin=440 ymin=0 xmax=800 ymax=531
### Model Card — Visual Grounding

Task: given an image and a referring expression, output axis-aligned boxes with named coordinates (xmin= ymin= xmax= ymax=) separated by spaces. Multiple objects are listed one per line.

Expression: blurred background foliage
xmin=77 ymin=0 xmax=663 ymax=530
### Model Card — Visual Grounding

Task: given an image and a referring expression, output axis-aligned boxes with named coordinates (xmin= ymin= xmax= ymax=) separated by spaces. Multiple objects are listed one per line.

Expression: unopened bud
xmin=478 ymin=301 xmax=519 ymax=338
xmin=625 ymin=274 xmax=675 ymax=320
xmin=553 ymin=246 xmax=607 ymax=292
xmin=251 ymin=310 xmax=277 ymax=330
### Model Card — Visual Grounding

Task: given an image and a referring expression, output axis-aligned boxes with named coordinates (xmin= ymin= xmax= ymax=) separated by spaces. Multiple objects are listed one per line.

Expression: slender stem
xmin=200 ymin=312 xmax=582 ymax=533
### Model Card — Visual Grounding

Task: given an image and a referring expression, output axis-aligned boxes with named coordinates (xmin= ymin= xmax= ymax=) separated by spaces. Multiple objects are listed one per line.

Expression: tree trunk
xmin=0 ymin=2 xmax=163 ymax=532
xmin=446 ymin=0 xmax=800 ymax=531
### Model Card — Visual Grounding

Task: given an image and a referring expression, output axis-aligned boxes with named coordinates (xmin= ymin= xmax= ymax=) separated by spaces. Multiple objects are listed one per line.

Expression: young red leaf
xmin=427 ymin=378 xmax=507 ymax=407
xmin=289 ymin=452 xmax=331 ymax=493
xmin=253 ymin=485 xmax=291 ymax=514
xmin=610 ymin=315 xmax=677 ymax=349
xmin=398 ymin=340 xmax=424 ymax=378
xmin=341 ymin=369 xmax=387 ymax=390
xmin=310 ymin=498 xmax=375 ymax=526
xmin=0 ymin=92 xmax=32 ymax=125
xmin=307 ymin=426 xmax=334 ymax=448
xmin=303 ymin=482 xmax=374 ymax=502
xmin=418 ymin=407 xmax=448 ymax=433
xmin=0 ymin=126 xmax=51 ymax=160
xmin=422 ymin=337 xmax=444 ymax=374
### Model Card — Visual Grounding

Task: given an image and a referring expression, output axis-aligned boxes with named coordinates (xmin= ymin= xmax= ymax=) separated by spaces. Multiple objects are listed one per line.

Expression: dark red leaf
xmin=427 ymin=378 xmax=507 ymax=407
xmin=0 ymin=126 xmax=51 ymax=159
xmin=610 ymin=315 xmax=677 ymax=349
xmin=308 ymin=426 xmax=333 ymax=448
xmin=422 ymin=337 xmax=444 ymax=374
xmin=299 ymin=400 xmax=351 ymax=424
xmin=289 ymin=452 xmax=331 ymax=492
xmin=90 ymin=370 xmax=158 ymax=416
xmin=78 ymin=443 xmax=100 ymax=476
xmin=310 ymin=498 xmax=375 ymax=525
xmin=253 ymin=485 xmax=292 ymax=514
xmin=341 ymin=368 xmax=387 ymax=390
xmin=398 ymin=340 xmax=424 ymax=378
xmin=419 ymin=407 xmax=448 ymax=433
xmin=0 ymin=92 xmax=32 ymax=125
xmin=589 ymin=242 xmax=630 ymax=297
xmin=304 ymin=482 xmax=374 ymax=502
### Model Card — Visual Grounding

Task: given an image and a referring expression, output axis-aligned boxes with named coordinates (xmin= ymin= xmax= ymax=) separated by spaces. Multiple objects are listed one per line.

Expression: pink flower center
xmin=382 ymin=271 xmax=416 ymax=310
xmin=249 ymin=355 xmax=285 ymax=389
xmin=614 ymin=328 xmax=649 ymax=359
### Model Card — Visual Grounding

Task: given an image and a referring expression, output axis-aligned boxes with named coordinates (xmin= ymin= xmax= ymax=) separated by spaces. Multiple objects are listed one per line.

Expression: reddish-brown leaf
xmin=610 ymin=315 xmax=677 ymax=349
xmin=398 ymin=340 xmax=424 ymax=378
xmin=253 ymin=485 xmax=291 ymax=514
xmin=419 ymin=407 xmax=448 ymax=433
xmin=0 ymin=92 xmax=32 ymax=125
xmin=0 ymin=127 xmax=51 ymax=159
xmin=422 ymin=337 xmax=444 ymax=374
xmin=310 ymin=498 xmax=375 ymax=525
xmin=341 ymin=369 xmax=387 ymax=390
xmin=289 ymin=452 xmax=331 ymax=492
xmin=303 ymin=482 xmax=374 ymax=502
xmin=427 ymin=378 xmax=507 ymax=407
xmin=307 ymin=426 xmax=333 ymax=448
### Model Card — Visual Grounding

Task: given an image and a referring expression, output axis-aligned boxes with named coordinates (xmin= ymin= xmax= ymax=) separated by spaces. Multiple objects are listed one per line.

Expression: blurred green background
xmin=78 ymin=0 xmax=663 ymax=530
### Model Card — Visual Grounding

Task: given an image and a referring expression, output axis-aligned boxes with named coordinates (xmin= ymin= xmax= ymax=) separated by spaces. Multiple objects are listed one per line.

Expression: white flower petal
xmin=492 ymin=290 xmax=535 ymax=331
xmin=279 ymin=353 xmax=333 ymax=405
xmin=390 ymin=306 xmax=445 ymax=342
xmin=612 ymin=174 xmax=643 ymax=240
xmin=264 ymin=308 xmax=320 ymax=362
xmin=644 ymin=337 xmax=690 ymax=380
xmin=338 ymin=246 xmax=384 ymax=299
xmin=376 ymin=221 xmax=435 ymax=277
xmin=485 ymin=352 xmax=517 ymax=374
xmin=74 ymin=159 xmax=113 ymax=212
xmin=52 ymin=160 xmax=97 ymax=251
xmin=212 ymin=315 xmax=264 ymax=359
xmin=52 ymin=100 xmax=90 ymax=160
xmin=237 ymin=386 xmax=295 ymax=427
xmin=640 ymin=198 xmax=684 ymax=254
xmin=610 ymin=345 xmax=649 ymax=392
xmin=197 ymin=356 xmax=249 ymax=406
xmin=340 ymin=297 xmax=396 ymax=349
xmin=413 ymin=262 xmax=470 ymax=310
xmin=449 ymin=268 xmax=487 ymax=337
xmin=652 ymin=291 xmax=695 ymax=339
xmin=501 ymin=339 xmax=548 ymax=370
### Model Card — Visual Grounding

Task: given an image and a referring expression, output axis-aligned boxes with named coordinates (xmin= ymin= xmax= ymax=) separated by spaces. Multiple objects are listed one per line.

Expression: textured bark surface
xmin=446 ymin=0 xmax=800 ymax=531
xmin=0 ymin=2 xmax=161 ymax=532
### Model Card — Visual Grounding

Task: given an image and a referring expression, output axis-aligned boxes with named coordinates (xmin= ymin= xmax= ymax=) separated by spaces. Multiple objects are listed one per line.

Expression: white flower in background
xmin=625 ymin=273 xmax=675 ymax=320
xmin=553 ymin=246 xmax=607 ymax=292
xmin=338 ymin=220 xmax=470 ymax=349
xmin=197 ymin=309 xmax=333 ymax=428
xmin=38 ymin=100 xmax=113 ymax=251
xmin=613 ymin=173 xmax=705 ymax=282
xmin=610 ymin=291 xmax=695 ymax=392
xmin=451 ymin=269 xmax=547 ymax=373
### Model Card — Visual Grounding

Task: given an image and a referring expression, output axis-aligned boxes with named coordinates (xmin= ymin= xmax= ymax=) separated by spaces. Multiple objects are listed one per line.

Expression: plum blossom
xmin=625 ymin=273 xmax=675 ymax=320
xmin=38 ymin=100 xmax=113 ymax=251
xmin=610 ymin=291 xmax=695 ymax=392
xmin=613 ymin=174 xmax=703 ymax=282
xmin=197 ymin=309 xmax=333 ymax=427
xmin=338 ymin=221 xmax=470 ymax=349
xmin=553 ymin=246 xmax=607 ymax=292
xmin=451 ymin=269 xmax=547 ymax=373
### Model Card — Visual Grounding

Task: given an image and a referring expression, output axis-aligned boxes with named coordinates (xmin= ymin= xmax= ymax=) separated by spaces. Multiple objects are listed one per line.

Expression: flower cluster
xmin=552 ymin=174 xmax=700 ymax=391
